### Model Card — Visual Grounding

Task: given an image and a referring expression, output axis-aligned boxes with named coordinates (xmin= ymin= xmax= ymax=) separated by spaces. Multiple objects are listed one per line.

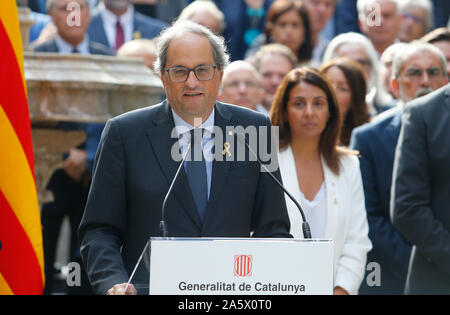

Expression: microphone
xmin=235 ymin=131 xmax=312 ymax=239
xmin=160 ymin=135 xmax=192 ymax=237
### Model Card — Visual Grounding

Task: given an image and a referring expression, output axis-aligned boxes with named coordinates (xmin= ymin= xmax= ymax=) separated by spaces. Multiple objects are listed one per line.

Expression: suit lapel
xmin=90 ymin=13 xmax=110 ymax=48
xmin=49 ymin=39 xmax=59 ymax=52
xmin=385 ymin=108 xmax=402 ymax=146
xmin=445 ymin=84 xmax=450 ymax=113
xmin=146 ymin=101 xmax=202 ymax=229
xmin=202 ymin=102 xmax=233 ymax=228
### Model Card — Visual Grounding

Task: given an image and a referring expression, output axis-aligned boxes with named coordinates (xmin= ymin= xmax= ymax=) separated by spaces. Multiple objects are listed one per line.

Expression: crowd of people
xmin=26 ymin=0 xmax=450 ymax=295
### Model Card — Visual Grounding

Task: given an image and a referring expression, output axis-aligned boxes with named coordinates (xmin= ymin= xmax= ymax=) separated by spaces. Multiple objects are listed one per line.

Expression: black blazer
xmin=78 ymin=101 xmax=291 ymax=294
xmin=391 ymin=84 xmax=450 ymax=294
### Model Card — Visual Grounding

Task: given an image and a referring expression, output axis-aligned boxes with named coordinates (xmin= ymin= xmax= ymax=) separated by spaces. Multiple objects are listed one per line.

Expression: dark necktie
xmin=185 ymin=129 xmax=208 ymax=221
xmin=72 ymin=48 xmax=79 ymax=53
xmin=115 ymin=20 xmax=124 ymax=51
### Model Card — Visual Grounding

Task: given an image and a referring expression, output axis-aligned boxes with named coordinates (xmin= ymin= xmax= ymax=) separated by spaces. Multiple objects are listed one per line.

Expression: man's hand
xmin=333 ymin=286 xmax=349 ymax=295
xmin=107 ymin=283 xmax=137 ymax=295
xmin=63 ymin=148 xmax=88 ymax=182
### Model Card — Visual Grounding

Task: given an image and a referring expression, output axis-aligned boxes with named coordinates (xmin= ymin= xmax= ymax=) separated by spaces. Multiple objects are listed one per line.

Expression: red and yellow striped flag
xmin=0 ymin=1 xmax=45 ymax=294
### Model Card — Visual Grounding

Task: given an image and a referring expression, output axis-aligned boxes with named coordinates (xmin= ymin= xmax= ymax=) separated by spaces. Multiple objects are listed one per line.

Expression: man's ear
xmin=160 ymin=72 xmax=166 ymax=87
xmin=358 ymin=17 xmax=367 ymax=34
xmin=391 ymin=77 xmax=400 ymax=99
xmin=218 ymin=68 xmax=224 ymax=83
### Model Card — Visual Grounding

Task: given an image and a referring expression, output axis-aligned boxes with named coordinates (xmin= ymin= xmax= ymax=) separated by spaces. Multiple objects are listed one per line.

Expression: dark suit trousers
xmin=41 ymin=168 xmax=92 ymax=294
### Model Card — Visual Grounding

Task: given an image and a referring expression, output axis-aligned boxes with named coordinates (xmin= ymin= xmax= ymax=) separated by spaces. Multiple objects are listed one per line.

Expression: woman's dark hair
xmin=319 ymin=57 xmax=370 ymax=146
xmin=264 ymin=0 xmax=312 ymax=63
xmin=270 ymin=67 xmax=345 ymax=175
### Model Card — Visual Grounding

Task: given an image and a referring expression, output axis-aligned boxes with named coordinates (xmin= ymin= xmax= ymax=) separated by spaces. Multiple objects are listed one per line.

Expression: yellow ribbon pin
xmin=133 ymin=31 xmax=142 ymax=40
xmin=222 ymin=142 xmax=232 ymax=157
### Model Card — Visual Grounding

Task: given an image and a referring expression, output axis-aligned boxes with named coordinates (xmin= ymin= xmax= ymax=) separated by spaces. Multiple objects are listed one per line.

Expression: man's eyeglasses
xmin=165 ymin=65 xmax=218 ymax=82
xmin=402 ymin=13 xmax=425 ymax=25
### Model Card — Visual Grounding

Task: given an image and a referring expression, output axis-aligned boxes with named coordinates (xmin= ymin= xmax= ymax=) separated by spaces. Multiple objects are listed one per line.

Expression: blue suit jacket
xmin=350 ymin=107 xmax=412 ymax=294
xmin=87 ymin=8 xmax=168 ymax=49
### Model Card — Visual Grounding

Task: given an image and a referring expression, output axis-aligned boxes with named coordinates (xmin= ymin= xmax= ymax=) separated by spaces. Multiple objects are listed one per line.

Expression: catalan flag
xmin=0 ymin=1 xmax=45 ymax=294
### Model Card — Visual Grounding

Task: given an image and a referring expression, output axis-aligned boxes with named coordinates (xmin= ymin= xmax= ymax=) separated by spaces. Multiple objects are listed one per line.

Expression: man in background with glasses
xmin=78 ymin=20 xmax=291 ymax=295
xmin=350 ymin=41 xmax=447 ymax=294
xmin=218 ymin=60 xmax=264 ymax=112
xmin=391 ymin=48 xmax=450 ymax=294
xmin=397 ymin=0 xmax=434 ymax=43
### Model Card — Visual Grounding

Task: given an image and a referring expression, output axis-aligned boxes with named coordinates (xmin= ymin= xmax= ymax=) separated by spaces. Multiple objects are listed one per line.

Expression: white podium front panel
xmin=149 ymin=238 xmax=333 ymax=295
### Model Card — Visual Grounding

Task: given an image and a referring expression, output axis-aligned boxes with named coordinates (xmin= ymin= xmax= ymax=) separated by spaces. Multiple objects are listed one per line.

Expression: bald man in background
xmin=219 ymin=60 xmax=264 ymax=112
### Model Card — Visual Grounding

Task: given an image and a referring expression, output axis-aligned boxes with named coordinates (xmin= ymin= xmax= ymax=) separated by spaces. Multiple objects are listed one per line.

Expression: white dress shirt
xmin=171 ymin=109 xmax=215 ymax=198
xmin=255 ymin=104 xmax=269 ymax=116
xmin=98 ymin=2 xmax=134 ymax=49
xmin=310 ymin=35 xmax=329 ymax=68
xmin=55 ymin=34 xmax=90 ymax=54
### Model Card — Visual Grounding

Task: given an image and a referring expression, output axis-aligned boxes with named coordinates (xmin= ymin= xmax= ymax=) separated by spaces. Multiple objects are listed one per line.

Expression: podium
xmin=127 ymin=238 xmax=334 ymax=295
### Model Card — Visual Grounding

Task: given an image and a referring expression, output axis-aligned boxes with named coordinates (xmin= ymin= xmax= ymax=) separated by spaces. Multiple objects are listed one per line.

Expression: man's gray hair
xmin=46 ymin=0 xmax=90 ymax=13
xmin=153 ymin=20 xmax=230 ymax=74
xmin=393 ymin=41 xmax=447 ymax=78
xmin=322 ymin=32 xmax=380 ymax=91
xmin=357 ymin=0 xmax=398 ymax=19
xmin=222 ymin=60 xmax=262 ymax=87
xmin=178 ymin=0 xmax=226 ymax=34
xmin=398 ymin=0 xmax=434 ymax=33
xmin=247 ymin=43 xmax=298 ymax=72
xmin=46 ymin=0 xmax=58 ymax=12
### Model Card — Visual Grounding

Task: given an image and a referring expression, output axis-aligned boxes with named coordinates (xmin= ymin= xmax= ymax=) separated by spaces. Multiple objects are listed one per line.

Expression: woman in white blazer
xmin=270 ymin=67 xmax=372 ymax=295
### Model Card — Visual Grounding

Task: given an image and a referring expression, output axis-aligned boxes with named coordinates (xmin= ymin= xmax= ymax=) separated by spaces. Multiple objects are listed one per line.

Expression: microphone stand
xmin=236 ymin=132 xmax=312 ymax=239
xmin=160 ymin=139 xmax=192 ymax=237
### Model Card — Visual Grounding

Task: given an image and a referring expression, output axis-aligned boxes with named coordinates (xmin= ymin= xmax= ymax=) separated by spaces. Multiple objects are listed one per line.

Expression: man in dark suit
xmin=87 ymin=0 xmax=167 ymax=52
xmin=34 ymin=0 xmax=113 ymax=295
xmin=78 ymin=20 xmax=291 ymax=295
xmin=350 ymin=42 xmax=447 ymax=294
xmin=391 ymin=82 xmax=450 ymax=294
xmin=35 ymin=0 xmax=114 ymax=55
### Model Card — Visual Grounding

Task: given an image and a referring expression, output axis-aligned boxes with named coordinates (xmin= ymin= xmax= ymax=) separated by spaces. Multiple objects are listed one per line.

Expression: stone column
xmin=25 ymin=52 xmax=164 ymax=205
xmin=17 ymin=3 xmax=34 ymax=51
